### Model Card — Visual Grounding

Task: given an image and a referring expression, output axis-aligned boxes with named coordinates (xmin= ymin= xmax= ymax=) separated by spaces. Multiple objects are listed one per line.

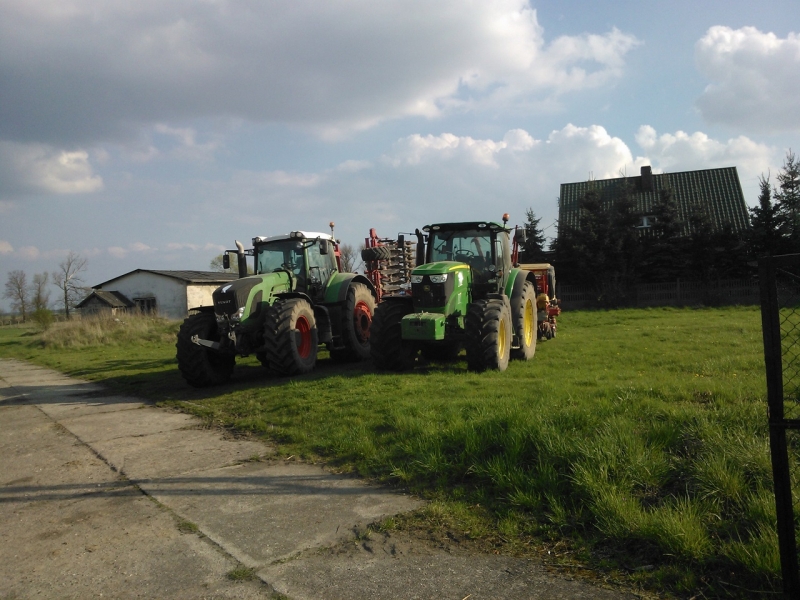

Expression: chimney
xmin=641 ymin=165 xmax=653 ymax=192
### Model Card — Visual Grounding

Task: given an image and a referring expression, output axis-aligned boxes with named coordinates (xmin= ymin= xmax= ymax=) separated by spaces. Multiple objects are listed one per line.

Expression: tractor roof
xmin=422 ymin=221 xmax=510 ymax=233
xmin=252 ymin=231 xmax=334 ymax=245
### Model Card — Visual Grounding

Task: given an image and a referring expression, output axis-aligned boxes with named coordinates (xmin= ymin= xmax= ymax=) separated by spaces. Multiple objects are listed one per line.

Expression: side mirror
xmin=514 ymin=228 xmax=527 ymax=244
xmin=222 ymin=253 xmax=230 ymax=270
xmin=319 ymin=239 xmax=329 ymax=255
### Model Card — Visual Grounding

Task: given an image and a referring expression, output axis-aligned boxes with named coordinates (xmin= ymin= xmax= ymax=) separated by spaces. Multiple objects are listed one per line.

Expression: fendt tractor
xmin=176 ymin=225 xmax=377 ymax=387
xmin=366 ymin=214 xmax=540 ymax=372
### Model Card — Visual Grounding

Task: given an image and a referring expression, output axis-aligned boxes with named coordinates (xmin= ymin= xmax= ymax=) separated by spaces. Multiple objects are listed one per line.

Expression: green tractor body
xmin=370 ymin=219 xmax=538 ymax=372
xmin=177 ymin=230 xmax=376 ymax=386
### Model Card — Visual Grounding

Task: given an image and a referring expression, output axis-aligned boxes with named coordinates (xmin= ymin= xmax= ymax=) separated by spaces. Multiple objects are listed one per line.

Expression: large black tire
xmin=465 ymin=297 xmax=512 ymax=372
xmin=330 ymin=282 xmax=377 ymax=362
xmin=176 ymin=312 xmax=235 ymax=387
xmin=510 ymin=280 xmax=536 ymax=360
xmin=361 ymin=246 xmax=393 ymax=262
xmin=370 ymin=300 xmax=418 ymax=371
xmin=264 ymin=298 xmax=318 ymax=376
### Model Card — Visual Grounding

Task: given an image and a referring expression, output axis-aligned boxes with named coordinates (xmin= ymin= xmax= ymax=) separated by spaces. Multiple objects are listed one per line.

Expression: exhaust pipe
xmin=415 ymin=229 xmax=425 ymax=266
xmin=235 ymin=240 xmax=248 ymax=278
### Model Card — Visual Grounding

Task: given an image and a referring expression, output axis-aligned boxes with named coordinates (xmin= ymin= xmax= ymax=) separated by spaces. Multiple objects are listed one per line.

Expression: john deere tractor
xmin=369 ymin=215 xmax=537 ymax=372
xmin=176 ymin=228 xmax=376 ymax=386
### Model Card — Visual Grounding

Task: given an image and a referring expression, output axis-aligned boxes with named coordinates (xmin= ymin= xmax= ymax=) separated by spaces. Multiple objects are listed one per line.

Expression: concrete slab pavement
xmin=0 ymin=358 xmax=641 ymax=599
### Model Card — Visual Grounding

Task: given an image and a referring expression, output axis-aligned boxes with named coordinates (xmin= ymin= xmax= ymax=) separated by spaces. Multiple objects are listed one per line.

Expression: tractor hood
xmin=212 ymin=271 xmax=292 ymax=325
xmin=412 ymin=261 xmax=469 ymax=277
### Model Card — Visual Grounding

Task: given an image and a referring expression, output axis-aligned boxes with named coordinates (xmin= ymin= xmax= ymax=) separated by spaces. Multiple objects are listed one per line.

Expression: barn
xmin=82 ymin=270 xmax=239 ymax=320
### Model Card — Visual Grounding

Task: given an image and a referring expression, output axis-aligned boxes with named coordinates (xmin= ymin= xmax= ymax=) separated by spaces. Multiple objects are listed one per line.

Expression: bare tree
xmin=3 ymin=270 xmax=30 ymax=322
xmin=339 ymin=243 xmax=357 ymax=272
xmin=52 ymin=251 xmax=88 ymax=319
xmin=31 ymin=272 xmax=51 ymax=311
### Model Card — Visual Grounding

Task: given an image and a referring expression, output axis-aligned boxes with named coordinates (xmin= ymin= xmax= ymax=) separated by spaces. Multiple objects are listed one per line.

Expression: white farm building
xmin=79 ymin=270 xmax=238 ymax=320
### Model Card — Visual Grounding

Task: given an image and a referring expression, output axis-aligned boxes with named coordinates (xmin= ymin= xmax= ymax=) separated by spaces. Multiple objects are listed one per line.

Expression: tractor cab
xmin=422 ymin=221 xmax=512 ymax=297
xmin=250 ymin=231 xmax=338 ymax=301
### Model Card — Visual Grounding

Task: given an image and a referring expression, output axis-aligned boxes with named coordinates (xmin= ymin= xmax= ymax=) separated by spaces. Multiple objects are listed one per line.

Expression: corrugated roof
xmin=558 ymin=166 xmax=750 ymax=237
xmin=93 ymin=269 xmax=239 ymax=289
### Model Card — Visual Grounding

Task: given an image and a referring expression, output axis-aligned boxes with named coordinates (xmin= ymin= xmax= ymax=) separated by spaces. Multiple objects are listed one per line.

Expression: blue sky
xmin=1 ymin=0 xmax=799 ymax=312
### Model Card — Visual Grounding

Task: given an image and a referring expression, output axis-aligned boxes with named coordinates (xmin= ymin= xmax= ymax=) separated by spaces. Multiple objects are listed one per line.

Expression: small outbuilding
xmin=75 ymin=290 xmax=135 ymax=317
xmin=85 ymin=270 xmax=239 ymax=320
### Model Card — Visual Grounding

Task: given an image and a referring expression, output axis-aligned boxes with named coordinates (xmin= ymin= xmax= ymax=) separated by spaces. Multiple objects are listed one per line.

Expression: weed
xmin=226 ymin=566 xmax=256 ymax=581
xmin=177 ymin=520 xmax=199 ymax=534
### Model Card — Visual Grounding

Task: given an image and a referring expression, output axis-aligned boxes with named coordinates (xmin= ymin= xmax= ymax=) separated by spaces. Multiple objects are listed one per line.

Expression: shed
xmin=90 ymin=270 xmax=239 ymax=320
xmin=75 ymin=290 xmax=135 ymax=317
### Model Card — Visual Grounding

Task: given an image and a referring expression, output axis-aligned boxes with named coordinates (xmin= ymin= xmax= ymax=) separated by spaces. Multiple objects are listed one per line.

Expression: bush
xmin=30 ymin=308 xmax=55 ymax=331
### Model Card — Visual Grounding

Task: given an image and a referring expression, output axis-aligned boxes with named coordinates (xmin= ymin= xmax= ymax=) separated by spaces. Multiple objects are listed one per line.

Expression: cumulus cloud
xmin=0 ymin=141 xmax=103 ymax=195
xmin=0 ymin=240 xmax=13 ymax=254
xmin=635 ymin=125 xmax=773 ymax=175
xmin=107 ymin=242 xmax=156 ymax=259
xmin=0 ymin=0 xmax=639 ymax=145
xmin=695 ymin=26 xmax=800 ymax=134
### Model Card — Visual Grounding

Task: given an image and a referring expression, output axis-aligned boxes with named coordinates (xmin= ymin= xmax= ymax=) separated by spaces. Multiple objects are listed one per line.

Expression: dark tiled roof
xmin=94 ymin=269 xmax=238 ymax=289
xmin=558 ymin=167 xmax=750 ymax=237
xmin=76 ymin=290 xmax=134 ymax=309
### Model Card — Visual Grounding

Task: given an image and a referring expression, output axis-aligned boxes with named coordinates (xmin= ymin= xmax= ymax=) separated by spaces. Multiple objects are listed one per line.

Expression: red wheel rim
xmin=296 ymin=315 xmax=312 ymax=358
xmin=354 ymin=301 xmax=372 ymax=343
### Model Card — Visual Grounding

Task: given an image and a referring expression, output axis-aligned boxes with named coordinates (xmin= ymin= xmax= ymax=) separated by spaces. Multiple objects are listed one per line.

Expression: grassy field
xmin=0 ymin=307 xmax=787 ymax=598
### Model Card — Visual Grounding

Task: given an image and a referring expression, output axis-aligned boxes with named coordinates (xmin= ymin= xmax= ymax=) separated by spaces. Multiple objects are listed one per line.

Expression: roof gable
xmin=558 ymin=166 xmax=750 ymax=237
xmin=93 ymin=269 xmax=239 ymax=289
xmin=76 ymin=290 xmax=134 ymax=309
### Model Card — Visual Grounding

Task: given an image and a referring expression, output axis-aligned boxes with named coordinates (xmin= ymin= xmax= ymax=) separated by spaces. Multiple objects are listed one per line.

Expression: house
xmin=83 ymin=270 xmax=239 ymax=320
xmin=558 ymin=166 xmax=750 ymax=238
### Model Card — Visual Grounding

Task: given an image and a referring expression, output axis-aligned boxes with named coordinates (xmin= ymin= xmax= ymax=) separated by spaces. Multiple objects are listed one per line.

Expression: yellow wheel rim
xmin=498 ymin=316 xmax=507 ymax=357
xmin=523 ymin=299 xmax=534 ymax=347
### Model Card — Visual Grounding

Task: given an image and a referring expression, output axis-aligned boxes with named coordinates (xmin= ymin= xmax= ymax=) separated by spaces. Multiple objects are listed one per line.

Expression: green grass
xmin=0 ymin=307 xmax=789 ymax=598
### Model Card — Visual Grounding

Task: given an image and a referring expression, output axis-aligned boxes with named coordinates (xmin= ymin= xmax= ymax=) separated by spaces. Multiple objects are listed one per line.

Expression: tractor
xmin=176 ymin=226 xmax=377 ymax=386
xmin=368 ymin=214 xmax=539 ymax=372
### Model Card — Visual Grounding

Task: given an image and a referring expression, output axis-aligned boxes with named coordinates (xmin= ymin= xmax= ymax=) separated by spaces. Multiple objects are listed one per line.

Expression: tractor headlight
xmin=230 ymin=307 xmax=246 ymax=322
xmin=429 ymin=274 xmax=448 ymax=284
xmin=410 ymin=275 xmax=423 ymax=284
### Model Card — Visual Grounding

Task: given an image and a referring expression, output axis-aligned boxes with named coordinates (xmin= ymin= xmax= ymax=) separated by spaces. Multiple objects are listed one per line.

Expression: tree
xmin=517 ymin=208 xmax=548 ymax=263
xmin=775 ymin=150 xmax=800 ymax=251
xmin=31 ymin=272 xmax=51 ymax=311
xmin=3 ymin=270 xmax=30 ymax=322
xmin=210 ymin=253 xmax=235 ymax=273
xmin=749 ymin=173 xmax=787 ymax=257
xmin=52 ymin=251 xmax=88 ymax=319
xmin=339 ymin=243 xmax=357 ymax=272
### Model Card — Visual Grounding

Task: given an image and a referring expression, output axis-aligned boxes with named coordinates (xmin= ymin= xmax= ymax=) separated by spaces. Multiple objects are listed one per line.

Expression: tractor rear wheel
xmin=264 ymin=298 xmax=318 ymax=376
xmin=370 ymin=300 xmax=417 ymax=371
xmin=330 ymin=282 xmax=376 ymax=362
xmin=511 ymin=280 xmax=536 ymax=360
xmin=176 ymin=312 xmax=235 ymax=387
xmin=465 ymin=297 xmax=512 ymax=372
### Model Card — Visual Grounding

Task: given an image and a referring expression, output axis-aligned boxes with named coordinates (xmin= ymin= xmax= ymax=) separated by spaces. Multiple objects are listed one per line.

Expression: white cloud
xmin=107 ymin=242 xmax=155 ymax=259
xmin=0 ymin=240 xmax=13 ymax=254
xmin=0 ymin=0 xmax=639 ymax=144
xmin=16 ymin=246 xmax=40 ymax=260
xmin=695 ymin=26 xmax=800 ymax=134
xmin=0 ymin=141 xmax=103 ymax=194
xmin=635 ymin=125 xmax=774 ymax=175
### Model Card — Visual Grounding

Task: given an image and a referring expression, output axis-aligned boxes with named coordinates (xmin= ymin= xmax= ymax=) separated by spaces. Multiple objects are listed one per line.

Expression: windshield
xmin=429 ymin=229 xmax=492 ymax=265
xmin=256 ymin=240 xmax=306 ymax=276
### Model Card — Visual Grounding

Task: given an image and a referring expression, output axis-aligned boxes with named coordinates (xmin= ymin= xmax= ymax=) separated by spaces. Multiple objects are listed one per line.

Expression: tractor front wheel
xmin=511 ymin=280 xmax=536 ymax=360
xmin=330 ymin=282 xmax=376 ymax=362
xmin=465 ymin=297 xmax=512 ymax=372
xmin=370 ymin=300 xmax=417 ymax=371
xmin=264 ymin=298 xmax=318 ymax=376
xmin=176 ymin=312 xmax=235 ymax=387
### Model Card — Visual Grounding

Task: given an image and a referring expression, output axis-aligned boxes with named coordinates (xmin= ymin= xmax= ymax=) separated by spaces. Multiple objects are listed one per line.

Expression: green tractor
xmin=176 ymin=228 xmax=377 ymax=386
xmin=369 ymin=215 xmax=537 ymax=372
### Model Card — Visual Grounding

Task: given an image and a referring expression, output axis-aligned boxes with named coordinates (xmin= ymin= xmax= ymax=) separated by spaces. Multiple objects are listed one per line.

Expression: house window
xmin=133 ymin=297 xmax=157 ymax=314
xmin=637 ymin=216 xmax=656 ymax=229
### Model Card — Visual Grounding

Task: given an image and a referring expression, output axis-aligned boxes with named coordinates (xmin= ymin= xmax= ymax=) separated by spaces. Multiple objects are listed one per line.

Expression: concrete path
xmin=0 ymin=358 xmax=641 ymax=599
